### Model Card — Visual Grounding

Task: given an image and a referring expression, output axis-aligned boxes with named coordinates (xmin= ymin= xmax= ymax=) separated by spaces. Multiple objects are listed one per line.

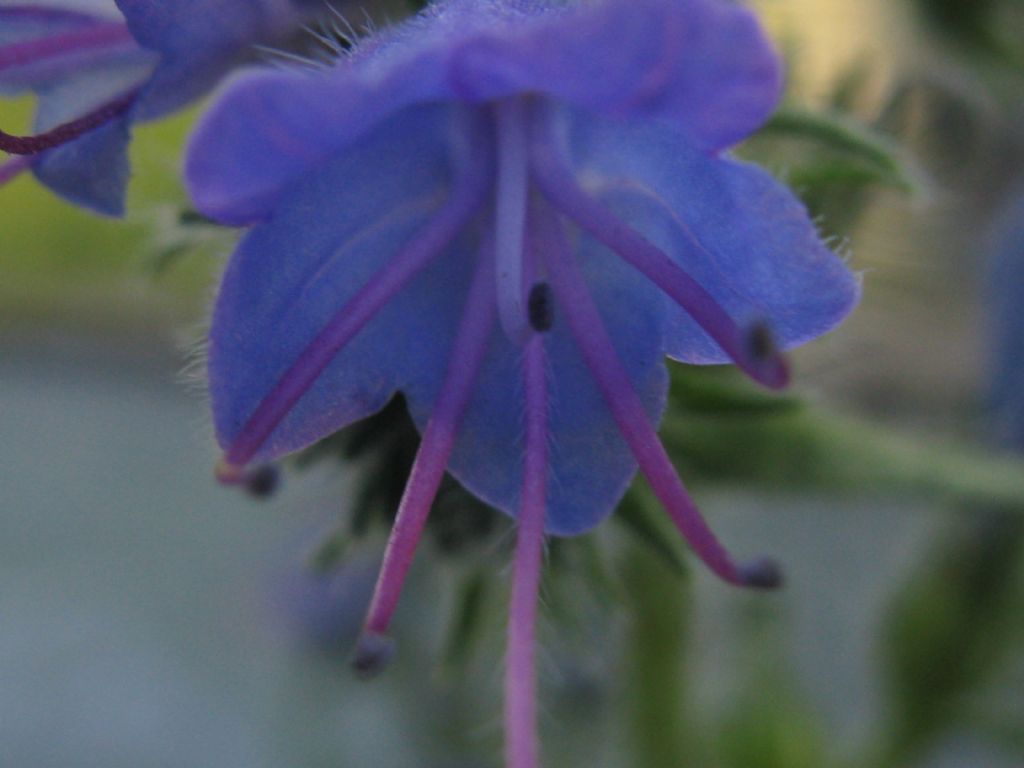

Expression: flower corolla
xmin=186 ymin=1 xmax=861 ymax=765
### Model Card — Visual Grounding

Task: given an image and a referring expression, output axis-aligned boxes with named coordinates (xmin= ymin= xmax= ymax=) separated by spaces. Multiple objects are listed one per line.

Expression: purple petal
xmin=209 ymin=106 xmax=468 ymax=461
xmin=444 ymin=0 xmax=781 ymax=150
xmin=0 ymin=5 xmax=112 ymax=47
xmin=115 ymin=0 xmax=309 ymax=118
xmin=0 ymin=14 xmax=137 ymax=94
xmin=29 ymin=58 xmax=154 ymax=214
xmin=186 ymin=0 xmax=780 ymax=224
xmin=988 ymin=190 xmax=1024 ymax=451
xmin=561 ymin=108 xmax=860 ymax=364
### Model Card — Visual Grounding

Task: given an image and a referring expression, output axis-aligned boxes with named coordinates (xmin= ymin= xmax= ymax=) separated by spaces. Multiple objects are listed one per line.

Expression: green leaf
xmin=669 ymin=367 xmax=803 ymax=416
xmin=659 ymin=403 xmax=1024 ymax=507
xmin=620 ymin=543 xmax=701 ymax=768
xmin=876 ymin=509 xmax=1024 ymax=764
xmin=760 ymin=108 xmax=921 ymax=193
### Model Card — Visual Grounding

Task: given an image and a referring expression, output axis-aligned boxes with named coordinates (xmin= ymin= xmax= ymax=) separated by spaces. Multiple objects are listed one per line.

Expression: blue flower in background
xmin=187 ymin=1 xmax=859 ymax=764
xmin=0 ymin=0 xmax=324 ymax=214
xmin=988 ymin=188 xmax=1024 ymax=452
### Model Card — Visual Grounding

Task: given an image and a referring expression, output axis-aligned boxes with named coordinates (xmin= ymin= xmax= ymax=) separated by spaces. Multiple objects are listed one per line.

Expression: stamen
xmin=223 ymin=151 xmax=492 ymax=469
xmin=528 ymin=118 xmax=789 ymax=390
xmin=527 ymin=282 xmax=553 ymax=333
xmin=0 ymin=23 xmax=134 ymax=75
xmin=505 ymin=334 xmax=548 ymax=768
xmin=214 ymin=459 xmax=279 ymax=497
xmin=539 ymin=206 xmax=780 ymax=589
xmin=494 ymin=98 xmax=531 ymax=344
xmin=1 ymin=88 xmax=139 ymax=155
xmin=354 ymin=239 xmax=498 ymax=674
xmin=0 ymin=155 xmax=31 ymax=186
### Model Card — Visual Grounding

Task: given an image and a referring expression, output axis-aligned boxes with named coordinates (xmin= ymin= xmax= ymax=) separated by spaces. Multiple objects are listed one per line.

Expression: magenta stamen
xmin=0 ymin=87 xmax=139 ymax=155
xmin=494 ymin=98 xmax=531 ymax=345
xmin=0 ymin=155 xmax=31 ymax=186
xmin=354 ymin=241 xmax=498 ymax=670
xmin=528 ymin=116 xmax=789 ymax=390
xmin=0 ymin=23 xmax=135 ymax=74
xmin=222 ymin=157 xmax=492 ymax=470
xmin=505 ymin=334 xmax=548 ymax=768
xmin=540 ymin=205 xmax=780 ymax=589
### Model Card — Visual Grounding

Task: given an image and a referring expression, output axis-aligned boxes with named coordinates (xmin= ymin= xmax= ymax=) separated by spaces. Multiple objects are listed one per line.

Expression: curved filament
xmin=528 ymin=110 xmax=789 ymax=390
xmin=539 ymin=204 xmax=780 ymax=589
xmin=355 ymin=238 xmax=498 ymax=671
xmin=0 ymin=88 xmax=139 ymax=155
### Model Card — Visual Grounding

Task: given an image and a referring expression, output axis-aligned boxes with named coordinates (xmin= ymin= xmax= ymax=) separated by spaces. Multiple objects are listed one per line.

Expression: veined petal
xmin=563 ymin=109 xmax=860 ymax=364
xmin=404 ymin=217 xmax=668 ymax=536
xmin=186 ymin=0 xmax=780 ymax=224
xmin=209 ymin=105 xmax=468 ymax=462
xmin=0 ymin=6 xmax=137 ymax=94
xmin=30 ymin=58 xmax=153 ymax=214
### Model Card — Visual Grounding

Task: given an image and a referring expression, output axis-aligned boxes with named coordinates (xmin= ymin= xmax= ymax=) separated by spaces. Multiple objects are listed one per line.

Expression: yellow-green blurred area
xmin=0 ymin=97 xmax=216 ymax=330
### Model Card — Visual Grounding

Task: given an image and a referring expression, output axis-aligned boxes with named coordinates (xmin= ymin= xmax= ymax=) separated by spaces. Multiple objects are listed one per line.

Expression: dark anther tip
xmin=244 ymin=465 xmax=280 ymax=499
xmin=351 ymin=631 xmax=396 ymax=680
xmin=215 ymin=460 xmax=280 ymax=499
xmin=739 ymin=557 xmax=784 ymax=590
xmin=745 ymin=320 xmax=777 ymax=362
xmin=742 ymin=320 xmax=790 ymax=390
xmin=527 ymin=281 xmax=554 ymax=333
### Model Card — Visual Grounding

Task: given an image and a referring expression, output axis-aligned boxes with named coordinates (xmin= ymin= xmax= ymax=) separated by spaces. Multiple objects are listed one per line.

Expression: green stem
xmin=622 ymin=543 xmax=698 ymax=768
xmin=661 ymin=407 xmax=1024 ymax=509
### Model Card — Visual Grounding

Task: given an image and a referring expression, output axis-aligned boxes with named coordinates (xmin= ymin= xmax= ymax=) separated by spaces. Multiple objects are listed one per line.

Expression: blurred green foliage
xmin=0 ymin=98 xmax=217 ymax=330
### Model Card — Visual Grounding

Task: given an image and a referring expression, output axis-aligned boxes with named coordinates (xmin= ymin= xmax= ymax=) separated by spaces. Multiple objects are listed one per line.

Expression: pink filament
xmin=0 ymin=88 xmax=139 ymax=155
xmin=359 ymin=242 xmax=498 ymax=643
xmin=539 ymin=205 xmax=774 ymax=588
xmin=505 ymin=334 xmax=548 ymax=768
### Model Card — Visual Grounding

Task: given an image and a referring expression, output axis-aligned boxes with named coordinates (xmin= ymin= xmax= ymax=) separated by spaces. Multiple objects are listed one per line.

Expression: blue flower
xmin=186 ymin=0 xmax=859 ymax=764
xmin=988 ymin=187 xmax=1024 ymax=452
xmin=0 ymin=0 xmax=323 ymax=214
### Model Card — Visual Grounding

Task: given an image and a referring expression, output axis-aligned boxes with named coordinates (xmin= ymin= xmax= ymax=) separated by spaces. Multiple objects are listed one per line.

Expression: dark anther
xmin=527 ymin=281 xmax=553 ymax=332
xmin=738 ymin=557 xmax=784 ymax=589
xmin=351 ymin=631 xmax=396 ymax=679
xmin=244 ymin=465 xmax=280 ymax=499
xmin=745 ymin=320 xmax=777 ymax=362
